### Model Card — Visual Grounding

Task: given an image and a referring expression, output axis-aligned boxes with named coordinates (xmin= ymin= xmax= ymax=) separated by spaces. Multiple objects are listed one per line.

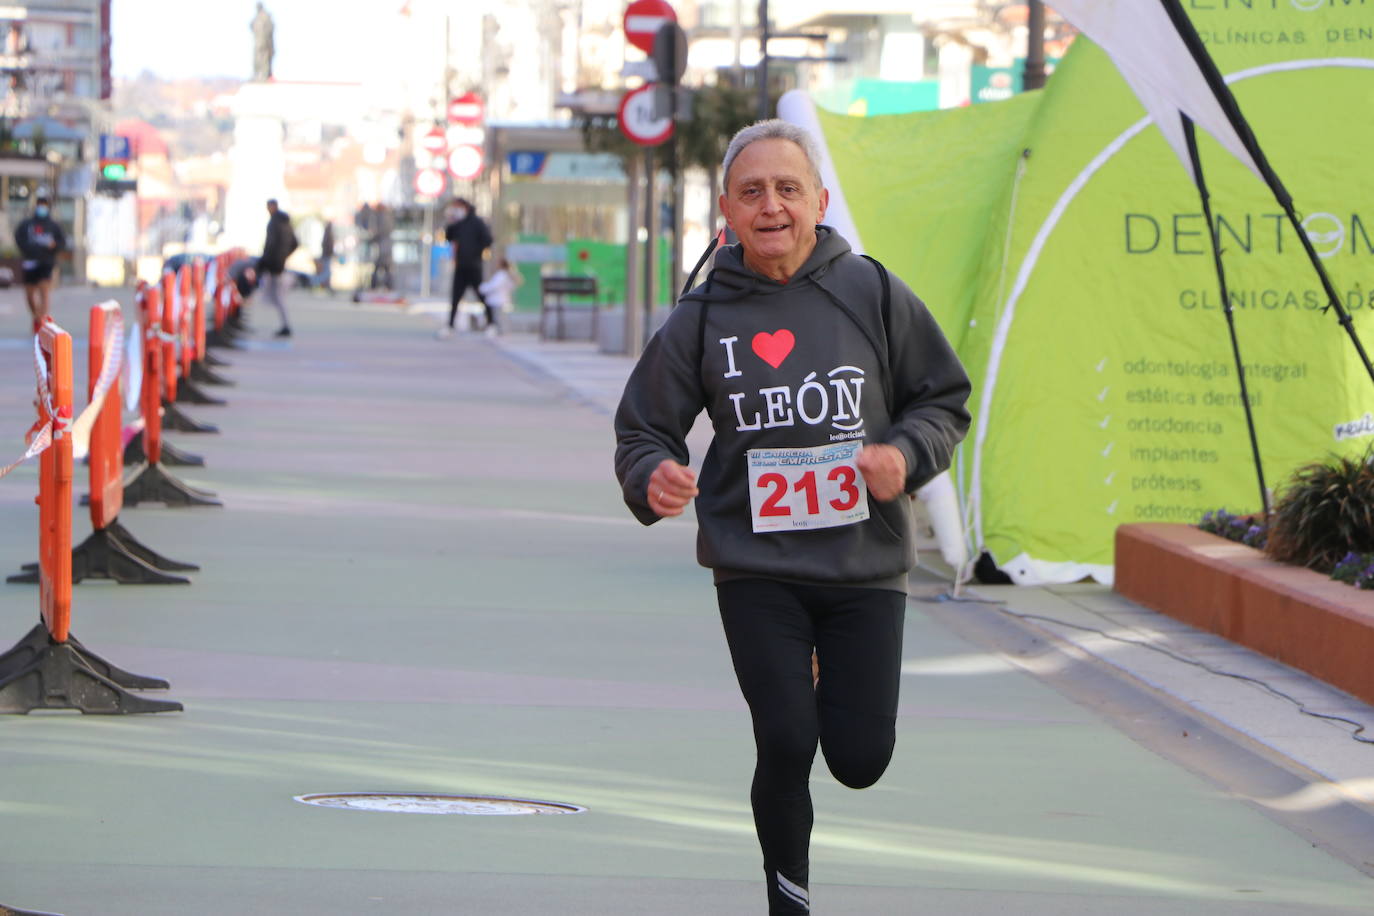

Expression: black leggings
xmin=716 ymin=578 xmax=905 ymax=914
xmin=448 ymin=262 xmax=491 ymax=328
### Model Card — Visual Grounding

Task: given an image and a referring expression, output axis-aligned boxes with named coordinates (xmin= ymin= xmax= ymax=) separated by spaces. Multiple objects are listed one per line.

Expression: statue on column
xmin=251 ymin=3 xmax=274 ymax=82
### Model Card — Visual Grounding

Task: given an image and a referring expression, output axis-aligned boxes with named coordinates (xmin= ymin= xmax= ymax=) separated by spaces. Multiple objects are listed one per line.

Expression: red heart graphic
xmin=751 ymin=329 xmax=795 ymax=369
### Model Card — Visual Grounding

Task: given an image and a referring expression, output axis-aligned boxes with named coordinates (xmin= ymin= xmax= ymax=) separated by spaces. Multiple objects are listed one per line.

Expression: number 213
xmin=757 ymin=466 xmax=861 ymax=517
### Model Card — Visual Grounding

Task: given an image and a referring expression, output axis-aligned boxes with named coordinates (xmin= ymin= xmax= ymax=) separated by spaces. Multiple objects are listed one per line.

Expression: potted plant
xmin=1115 ymin=448 xmax=1374 ymax=706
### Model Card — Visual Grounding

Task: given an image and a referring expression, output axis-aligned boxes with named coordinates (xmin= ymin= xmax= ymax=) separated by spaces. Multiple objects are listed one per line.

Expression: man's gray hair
xmin=721 ymin=119 xmax=825 ymax=192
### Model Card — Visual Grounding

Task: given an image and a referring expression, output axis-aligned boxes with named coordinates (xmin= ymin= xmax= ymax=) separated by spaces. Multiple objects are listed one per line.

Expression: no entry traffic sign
xmin=623 ymin=0 xmax=676 ymax=55
xmin=448 ymin=92 xmax=484 ymax=126
xmin=420 ymin=127 xmax=446 ymax=153
xmin=618 ymin=83 xmax=673 ymax=147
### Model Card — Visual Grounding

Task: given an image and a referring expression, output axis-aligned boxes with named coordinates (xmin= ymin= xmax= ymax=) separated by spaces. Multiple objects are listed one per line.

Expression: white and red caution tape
xmin=0 ymin=303 xmax=125 ymax=478
xmin=0 ymin=334 xmax=62 ymax=480
xmin=0 ymin=416 xmax=53 ymax=480
xmin=70 ymin=303 xmax=124 ymax=460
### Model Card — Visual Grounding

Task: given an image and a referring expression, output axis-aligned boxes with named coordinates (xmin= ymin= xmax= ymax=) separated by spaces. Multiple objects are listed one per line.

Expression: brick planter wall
xmin=1115 ymin=522 xmax=1374 ymax=706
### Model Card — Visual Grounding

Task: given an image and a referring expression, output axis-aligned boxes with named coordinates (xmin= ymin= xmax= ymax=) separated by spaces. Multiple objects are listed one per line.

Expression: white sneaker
xmin=484 ymin=325 xmax=499 ymax=338
xmin=436 ymin=326 xmax=453 ymax=339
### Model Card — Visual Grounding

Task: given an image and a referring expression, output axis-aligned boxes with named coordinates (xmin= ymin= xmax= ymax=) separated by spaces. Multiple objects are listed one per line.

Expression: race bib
xmin=746 ymin=441 xmax=869 ymax=533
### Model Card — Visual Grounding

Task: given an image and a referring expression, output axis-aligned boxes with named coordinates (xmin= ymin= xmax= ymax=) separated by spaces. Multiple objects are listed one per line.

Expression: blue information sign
xmin=99 ymin=134 xmax=131 ymax=160
xmin=507 ymin=151 xmax=548 ymax=176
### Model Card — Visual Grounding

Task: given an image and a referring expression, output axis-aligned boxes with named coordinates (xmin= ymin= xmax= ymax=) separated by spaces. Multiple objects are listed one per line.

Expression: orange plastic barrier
xmin=87 ymin=302 xmax=123 ymax=531
xmin=173 ymin=263 xmax=226 ymax=408
xmin=0 ymin=315 xmax=181 ymax=713
xmin=120 ymin=284 xmax=222 ymax=508
xmin=212 ymin=253 xmax=230 ymax=333
xmin=178 ymin=266 xmax=194 ymax=384
xmin=160 ymin=270 xmax=178 ymax=404
xmin=33 ymin=320 xmax=73 ymax=643
xmin=189 ymin=259 xmax=235 ymax=389
xmin=204 ymin=248 xmax=247 ymax=354
xmin=213 ymin=251 xmax=237 ymax=334
xmin=157 ymin=268 xmax=219 ymax=432
xmin=193 ymin=260 xmax=207 ymax=363
xmin=144 ymin=284 xmax=166 ymax=465
xmin=68 ymin=302 xmax=198 ymax=583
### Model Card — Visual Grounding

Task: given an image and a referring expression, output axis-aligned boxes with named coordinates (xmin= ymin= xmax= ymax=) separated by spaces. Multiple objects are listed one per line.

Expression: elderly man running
xmin=615 ymin=119 xmax=971 ymax=914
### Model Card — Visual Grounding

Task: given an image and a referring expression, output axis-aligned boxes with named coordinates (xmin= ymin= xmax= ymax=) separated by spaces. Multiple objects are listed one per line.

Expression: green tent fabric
xmin=809 ymin=5 xmax=1374 ymax=584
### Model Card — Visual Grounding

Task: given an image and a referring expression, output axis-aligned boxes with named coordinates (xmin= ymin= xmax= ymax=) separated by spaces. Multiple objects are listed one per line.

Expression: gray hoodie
xmin=614 ymin=226 xmax=971 ymax=592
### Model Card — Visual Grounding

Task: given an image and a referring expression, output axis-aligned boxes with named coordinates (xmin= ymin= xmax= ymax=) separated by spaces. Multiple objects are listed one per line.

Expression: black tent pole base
xmin=174 ymin=378 xmax=227 ymax=407
xmin=161 ymin=400 xmax=219 ymax=434
xmin=121 ymin=461 xmax=222 ymax=508
xmin=191 ymin=360 xmax=234 ymax=386
xmin=0 ymin=623 xmax=182 ymax=715
xmin=123 ymin=429 xmax=205 ymax=467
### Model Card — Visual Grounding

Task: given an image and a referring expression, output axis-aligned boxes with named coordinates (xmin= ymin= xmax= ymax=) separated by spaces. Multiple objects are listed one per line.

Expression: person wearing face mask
xmin=615 ymin=119 xmax=970 ymax=914
xmin=439 ymin=197 xmax=493 ymax=338
xmin=14 ymin=194 xmax=67 ymax=332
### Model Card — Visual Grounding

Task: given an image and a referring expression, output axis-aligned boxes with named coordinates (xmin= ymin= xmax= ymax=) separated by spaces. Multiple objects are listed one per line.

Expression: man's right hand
xmin=648 ymin=459 xmax=698 ymax=518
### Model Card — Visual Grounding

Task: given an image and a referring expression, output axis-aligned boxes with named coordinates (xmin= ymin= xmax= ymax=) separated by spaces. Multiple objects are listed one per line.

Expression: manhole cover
xmin=293 ymin=793 xmax=586 ymax=816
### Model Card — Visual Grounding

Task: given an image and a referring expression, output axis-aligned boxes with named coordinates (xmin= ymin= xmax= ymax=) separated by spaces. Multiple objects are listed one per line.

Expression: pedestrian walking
xmin=476 ymin=255 xmax=519 ymax=336
xmin=613 ymin=119 xmax=971 ymax=914
xmin=14 ymin=193 xmax=66 ymax=333
xmin=258 ymin=198 xmax=297 ymax=337
xmin=315 ymin=220 xmax=334 ymax=294
xmin=369 ymin=203 xmax=395 ymax=292
xmin=440 ymin=197 xmax=493 ymax=337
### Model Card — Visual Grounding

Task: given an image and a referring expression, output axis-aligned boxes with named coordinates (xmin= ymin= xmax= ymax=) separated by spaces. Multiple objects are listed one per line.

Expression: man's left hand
xmin=857 ymin=444 xmax=907 ymax=502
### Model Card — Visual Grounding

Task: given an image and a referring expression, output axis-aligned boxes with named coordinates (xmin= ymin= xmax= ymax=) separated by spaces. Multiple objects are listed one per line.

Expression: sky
xmin=111 ymin=0 xmax=380 ymax=82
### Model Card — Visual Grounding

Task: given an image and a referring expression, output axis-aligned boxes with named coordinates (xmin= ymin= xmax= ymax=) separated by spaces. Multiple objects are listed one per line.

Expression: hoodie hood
xmin=682 ymin=225 xmax=851 ymax=304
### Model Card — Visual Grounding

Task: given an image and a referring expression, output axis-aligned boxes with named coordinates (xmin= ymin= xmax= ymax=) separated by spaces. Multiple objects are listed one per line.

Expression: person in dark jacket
xmin=315 ymin=220 xmax=334 ymax=294
xmin=14 ymin=194 xmax=67 ymax=332
xmin=440 ymin=197 xmax=493 ymax=337
xmin=614 ymin=120 xmax=971 ymax=915
xmin=258 ymin=198 xmax=296 ymax=337
xmin=368 ymin=202 xmax=394 ymax=292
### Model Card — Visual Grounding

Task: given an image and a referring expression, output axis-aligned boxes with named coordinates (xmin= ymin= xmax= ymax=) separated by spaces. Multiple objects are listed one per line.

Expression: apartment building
xmin=0 ymin=0 xmax=109 ymax=278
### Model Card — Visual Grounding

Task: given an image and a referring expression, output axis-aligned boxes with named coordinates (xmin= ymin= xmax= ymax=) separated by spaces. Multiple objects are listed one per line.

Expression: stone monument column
xmin=224 ymin=84 xmax=288 ymax=251
xmin=223 ymin=5 xmax=286 ymax=252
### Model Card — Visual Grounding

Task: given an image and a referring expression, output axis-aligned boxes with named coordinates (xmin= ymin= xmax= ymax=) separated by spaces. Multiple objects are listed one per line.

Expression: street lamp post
xmin=756 ymin=0 xmax=769 ymax=118
xmin=1023 ymin=0 xmax=1047 ymax=91
xmin=755 ymin=1 xmax=841 ymax=119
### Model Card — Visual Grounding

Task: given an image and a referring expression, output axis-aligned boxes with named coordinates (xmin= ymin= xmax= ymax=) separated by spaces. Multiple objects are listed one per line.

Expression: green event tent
xmin=789 ymin=3 xmax=1374 ymax=584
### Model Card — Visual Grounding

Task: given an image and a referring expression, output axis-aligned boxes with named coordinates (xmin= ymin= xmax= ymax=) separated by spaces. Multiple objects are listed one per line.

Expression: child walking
xmin=477 ymin=256 xmax=519 ymax=336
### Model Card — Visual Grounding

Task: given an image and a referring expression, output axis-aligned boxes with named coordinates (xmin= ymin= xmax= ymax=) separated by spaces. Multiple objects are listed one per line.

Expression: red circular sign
xmin=617 ymin=84 xmax=673 ymax=147
xmin=448 ymin=92 xmax=484 ymax=126
xmin=448 ymin=145 xmax=484 ymax=180
xmin=415 ymin=169 xmax=445 ymax=197
xmin=623 ymin=0 xmax=676 ymax=55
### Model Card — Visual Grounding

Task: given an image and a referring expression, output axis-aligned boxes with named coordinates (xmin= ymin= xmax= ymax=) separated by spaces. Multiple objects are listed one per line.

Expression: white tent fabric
xmin=1047 ymin=0 xmax=1264 ymax=183
xmin=777 ymin=90 xmax=864 ymax=250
